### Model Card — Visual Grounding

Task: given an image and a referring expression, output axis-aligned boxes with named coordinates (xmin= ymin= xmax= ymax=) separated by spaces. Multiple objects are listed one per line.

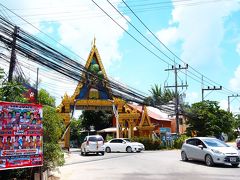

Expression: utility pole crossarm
xmin=227 ymin=94 xmax=240 ymax=112
xmin=202 ymin=86 xmax=222 ymax=101
xmin=164 ymin=85 xmax=188 ymax=88
xmin=164 ymin=64 xmax=188 ymax=135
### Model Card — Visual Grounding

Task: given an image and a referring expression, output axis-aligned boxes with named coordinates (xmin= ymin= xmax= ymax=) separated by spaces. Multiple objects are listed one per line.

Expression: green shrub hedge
xmin=173 ymin=135 xmax=189 ymax=149
xmin=131 ymin=137 xmax=162 ymax=150
xmin=131 ymin=135 xmax=190 ymax=150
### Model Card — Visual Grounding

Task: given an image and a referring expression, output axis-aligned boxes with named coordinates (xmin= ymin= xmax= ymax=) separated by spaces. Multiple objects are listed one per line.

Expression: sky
xmin=1 ymin=0 xmax=240 ymax=114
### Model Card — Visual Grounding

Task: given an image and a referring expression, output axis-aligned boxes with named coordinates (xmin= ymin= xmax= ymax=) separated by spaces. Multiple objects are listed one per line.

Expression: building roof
xmin=128 ymin=104 xmax=171 ymax=122
xmin=97 ymin=127 xmax=137 ymax=133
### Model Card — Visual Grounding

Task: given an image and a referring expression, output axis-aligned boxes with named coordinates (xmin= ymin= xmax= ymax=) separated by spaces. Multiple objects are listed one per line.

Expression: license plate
xmin=230 ymin=157 xmax=236 ymax=162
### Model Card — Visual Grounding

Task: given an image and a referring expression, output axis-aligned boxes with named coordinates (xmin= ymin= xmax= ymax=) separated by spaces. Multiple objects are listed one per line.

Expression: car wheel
xmin=105 ymin=147 xmax=111 ymax=153
xmin=205 ymin=154 xmax=214 ymax=167
xmin=181 ymin=151 xmax=188 ymax=161
xmin=126 ymin=146 xmax=132 ymax=153
xmin=81 ymin=149 xmax=84 ymax=156
xmin=232 ymin=163 xmax=239 ymax=168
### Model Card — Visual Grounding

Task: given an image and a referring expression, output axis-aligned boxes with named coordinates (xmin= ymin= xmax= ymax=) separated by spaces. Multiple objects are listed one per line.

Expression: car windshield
xmin=203 ymin=139 xmax=229 ymax=147
xmin=124 ymin=138 xmax=131 ymax=142
xmin=88 ymin=136 xmax=103 ymax=142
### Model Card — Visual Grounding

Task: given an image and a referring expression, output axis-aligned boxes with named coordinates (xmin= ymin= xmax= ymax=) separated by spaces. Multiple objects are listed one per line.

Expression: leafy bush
xmin=43 ymin=106 xmax=65 ymax=171
xmin=173 ymin=135 xmax=189 ymax=149
xmin=131 ymin=137 xmax=162 ymax=150
xmin=106 ymin=134 xmax=114 ymax=141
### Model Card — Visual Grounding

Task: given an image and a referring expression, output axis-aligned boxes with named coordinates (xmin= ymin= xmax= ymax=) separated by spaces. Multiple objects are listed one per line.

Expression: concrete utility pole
xmin=165 ymin=64 xmax=188 ymax=135
xmin=8 ymin=26 xmax=19 ymax=82
xmin=202 ymin=86 xmax=222 ymax=101
xmin=228 ymin=94 xmax=240 ymax=112
xmin=36 ymin=67 xmax=39 ymax=103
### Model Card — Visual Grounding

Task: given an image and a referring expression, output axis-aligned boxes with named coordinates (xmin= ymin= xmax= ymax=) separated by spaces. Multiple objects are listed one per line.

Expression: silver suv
xmin=81 ymin=135 xmax=105 ymax=156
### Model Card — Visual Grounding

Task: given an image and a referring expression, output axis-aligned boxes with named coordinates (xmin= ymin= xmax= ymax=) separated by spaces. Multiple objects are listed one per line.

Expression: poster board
xmin=0 ymin=101 xmax=43 ymax=170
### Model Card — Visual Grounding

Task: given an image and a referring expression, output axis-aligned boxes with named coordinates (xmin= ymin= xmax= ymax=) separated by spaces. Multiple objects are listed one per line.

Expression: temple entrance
xmin=57 ymin=41 xmax=154 ymax=148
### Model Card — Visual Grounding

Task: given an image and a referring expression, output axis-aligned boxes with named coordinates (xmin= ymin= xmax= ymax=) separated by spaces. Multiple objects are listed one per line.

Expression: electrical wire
xmin=121 ymin=0 xmax=238 ymax=96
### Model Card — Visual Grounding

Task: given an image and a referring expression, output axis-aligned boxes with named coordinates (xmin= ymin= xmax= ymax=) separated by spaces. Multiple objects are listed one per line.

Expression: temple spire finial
xmin=92 ymin=36 xmax=96 ymax=47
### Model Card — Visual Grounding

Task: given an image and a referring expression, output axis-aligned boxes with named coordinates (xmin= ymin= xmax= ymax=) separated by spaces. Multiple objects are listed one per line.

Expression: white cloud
xmin=156 ymin=1 xmax=240 ymax=66
xmin=230 ymin=65 xmax=240 ymax=91
xmin=156 ymin=27 xmax=178 ymax=45
xmin=6 ymin=0 xmax=126 ymax=69
xmin=185 ymin=92 xmax=199 ymax=104
xmin=1 ymin=0 xmax=128 ymax=105
xmin=237 ymin=43 xmax=240 ymax=55
xmin=219 ymin=99 xmax=228 ymax=111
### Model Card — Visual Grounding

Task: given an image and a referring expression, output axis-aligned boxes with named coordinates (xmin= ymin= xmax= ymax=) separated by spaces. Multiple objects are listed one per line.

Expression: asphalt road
xmin=52 ymin=148 xmax=240 ymax=180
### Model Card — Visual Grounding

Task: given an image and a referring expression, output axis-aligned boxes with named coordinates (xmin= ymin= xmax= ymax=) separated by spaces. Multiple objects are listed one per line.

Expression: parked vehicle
xmin=236 ymin=136 xmax=240 ymax=150
xmin=181 ymin=137 xmax=240 ymax=167
xmin=81 ymin=135 xmax=105 ymax=156
xmin=104 ymin=138 xmax=145 ymax=153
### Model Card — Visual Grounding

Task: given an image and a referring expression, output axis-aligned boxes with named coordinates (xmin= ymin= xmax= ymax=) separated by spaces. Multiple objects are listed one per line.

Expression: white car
xmin=181 ymin=137 xmax=240 ymax=167
xmin=104 ymin=138 xmax=145 ymax=153
xmin=81 ymin=135 xmax=105 ymax=156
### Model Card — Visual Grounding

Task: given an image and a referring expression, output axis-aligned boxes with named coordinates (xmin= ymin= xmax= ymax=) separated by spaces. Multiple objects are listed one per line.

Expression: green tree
xmin=0 ymin=81 xmax=27 ymax=102
xmin=185 ymin=101 xmax=234 ymax=138
xmin=70 ymin=118 xmax=82 ymax=146
xmin=38 ymin=88 xmax=56 ymax=107
xmin=149 ymin=84 xmax=162 ymax=105
xmin=234 ymin=114 xmax=240 ymax=129
xmin=0 ymin=67 xmax=4 ymax=80
xmin=43 ymin=106 xmax=65 ymax=170
xmin=80 ymin=110 xmax=113 ymax=131
xmin=148 ymin=84 xmax=175 ymax=105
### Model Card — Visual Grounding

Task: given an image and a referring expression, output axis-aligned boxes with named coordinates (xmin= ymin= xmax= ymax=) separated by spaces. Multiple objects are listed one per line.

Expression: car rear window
xmin=88 ymin=136 xmax=103 ymax=142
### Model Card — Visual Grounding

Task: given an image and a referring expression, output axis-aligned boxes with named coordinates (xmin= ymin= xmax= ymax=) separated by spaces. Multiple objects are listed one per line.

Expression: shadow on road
xmin=180 ymin=160 xmax=239 ymax=168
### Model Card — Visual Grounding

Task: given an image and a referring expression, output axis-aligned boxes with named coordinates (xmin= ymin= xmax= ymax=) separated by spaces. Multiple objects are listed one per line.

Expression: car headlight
xmin=211 ymin=149 xmax=225 ymax=155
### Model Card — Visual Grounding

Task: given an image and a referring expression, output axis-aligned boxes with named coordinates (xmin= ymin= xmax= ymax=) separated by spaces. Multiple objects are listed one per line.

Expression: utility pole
xmin=202 ymin=86 xmax=222 ymax=101
xmin=8 ymin=26 xmax=19 ymax=82
xmin=36 ymin=68 xmax=39 ymax=103
xmin=228 ymin=94 xmax=240 ymax=112
xmin=165 ymin=64 xmax=188 ymax=135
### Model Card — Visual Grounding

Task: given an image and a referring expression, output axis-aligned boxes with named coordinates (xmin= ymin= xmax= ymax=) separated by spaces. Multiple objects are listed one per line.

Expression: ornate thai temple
xmin=57 ymin=41 xmax=185 ymax=148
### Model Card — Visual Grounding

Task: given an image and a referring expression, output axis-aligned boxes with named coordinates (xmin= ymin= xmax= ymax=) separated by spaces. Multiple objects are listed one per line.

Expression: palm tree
xmin=149 ymin=84 xmax=162 ymax=105
xmin=149 ymin=84 xmax=175 ymax=105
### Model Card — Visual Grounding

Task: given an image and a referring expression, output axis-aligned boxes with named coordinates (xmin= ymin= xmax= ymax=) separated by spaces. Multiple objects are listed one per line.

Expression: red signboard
xmin=0 ymin=101 xmax=43 ymax=170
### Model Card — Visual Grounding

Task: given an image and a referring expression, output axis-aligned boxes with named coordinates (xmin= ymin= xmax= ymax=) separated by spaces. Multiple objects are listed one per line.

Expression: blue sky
xmin=1 ymin=0 xmax=240 ymax=113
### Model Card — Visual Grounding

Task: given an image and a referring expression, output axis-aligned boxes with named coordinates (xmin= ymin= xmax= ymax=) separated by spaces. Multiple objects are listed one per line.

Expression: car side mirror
xmin=198 ymin=145 xmax=204 ymax=149
xmin=123 ymin=141 xmax=126 ymax=144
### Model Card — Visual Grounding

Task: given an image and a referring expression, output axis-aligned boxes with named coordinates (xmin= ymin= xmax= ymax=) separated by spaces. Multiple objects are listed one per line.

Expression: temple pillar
xmin=128 ymin=122 xmax=132 ymax=139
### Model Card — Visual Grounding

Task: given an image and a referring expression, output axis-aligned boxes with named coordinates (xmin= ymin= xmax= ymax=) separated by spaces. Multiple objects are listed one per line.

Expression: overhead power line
xmin=0 ymin=15 xmax=177 ymax=113
xmin=91 ymin=0 xmax=237 ymax=99
xmin=0 ymin=2 xmax=150 ymax=98
xmin=120 ymin=0 xmax=237 ymax=96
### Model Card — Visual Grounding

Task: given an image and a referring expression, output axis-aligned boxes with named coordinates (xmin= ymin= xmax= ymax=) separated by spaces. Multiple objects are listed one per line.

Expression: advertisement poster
xmin=0 ymin=101 xmax=43 ymax=170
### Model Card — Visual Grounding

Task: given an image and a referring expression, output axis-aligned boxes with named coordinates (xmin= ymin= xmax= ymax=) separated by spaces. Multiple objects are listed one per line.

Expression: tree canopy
xmin=42 ymin=106 xmax=65 ymax=170
xmin=0 ymin=81 xmax=27 ymax=102
xmin=38 ymin=88 xmax=56 ymax=107
xmin=185 ymin=101 xmax=235 ymax=138
xmin=145 ymin=84 xmax=175 ymax=105
xmin=80 ymin=110 xmax=113 ymax=131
